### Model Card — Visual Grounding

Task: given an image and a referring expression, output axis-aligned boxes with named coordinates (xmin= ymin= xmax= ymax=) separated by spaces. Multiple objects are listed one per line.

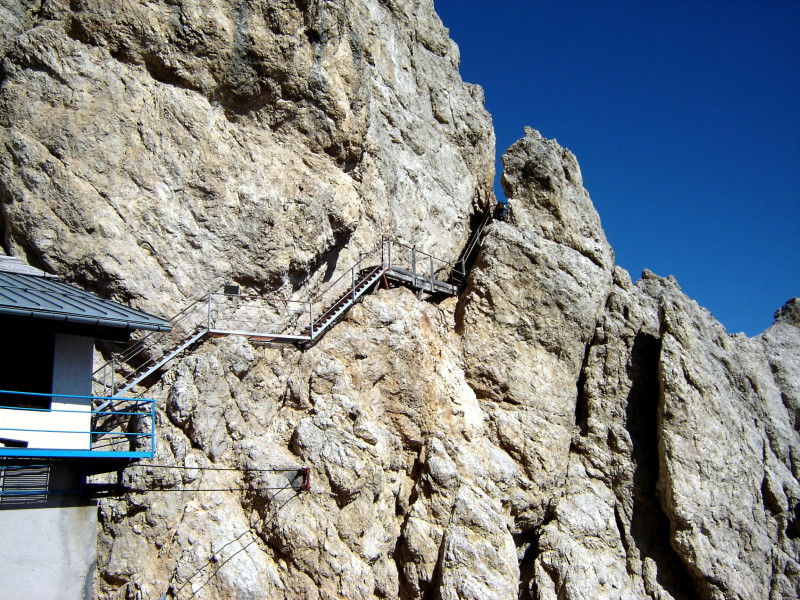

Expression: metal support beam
xmin=299 ymin=467 xmax=311 ymax=492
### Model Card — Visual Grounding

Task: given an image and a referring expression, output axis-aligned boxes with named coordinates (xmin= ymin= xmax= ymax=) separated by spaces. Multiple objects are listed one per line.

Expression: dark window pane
xmin=0 ymin=319 xmax=54 ymax=410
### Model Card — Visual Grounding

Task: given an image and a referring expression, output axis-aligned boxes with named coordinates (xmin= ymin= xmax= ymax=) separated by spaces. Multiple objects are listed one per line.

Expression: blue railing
xmin=0 ymin=390 xmax=155 ymax=459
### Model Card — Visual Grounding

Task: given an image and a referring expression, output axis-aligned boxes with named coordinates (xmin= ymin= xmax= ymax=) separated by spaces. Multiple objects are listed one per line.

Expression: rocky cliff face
xmin=0 ymin=0 xmax=493 ymax=317
xmin=1 ymin=2 xmax=798 ymax=600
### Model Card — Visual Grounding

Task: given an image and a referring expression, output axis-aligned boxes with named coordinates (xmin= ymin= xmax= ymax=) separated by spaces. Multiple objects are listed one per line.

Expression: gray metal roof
xmin=0 ymin=268 xmax=172 ymax=332
xmin=0 ymin=255 xmax=56 ymax=278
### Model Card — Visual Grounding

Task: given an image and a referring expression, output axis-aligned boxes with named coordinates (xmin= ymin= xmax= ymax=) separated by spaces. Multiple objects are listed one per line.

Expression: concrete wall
xmin=51 ymin=333 xmax=93 ymax=397
xmin=50 ymin=334 xmax=94 ymax=450
xmin=0 ymin=464 xmax=97 ymax=600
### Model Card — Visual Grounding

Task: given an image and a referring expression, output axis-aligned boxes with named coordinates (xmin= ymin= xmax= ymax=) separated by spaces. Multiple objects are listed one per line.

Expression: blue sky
xmin=434 ymin=0 xmax=799 ymax=336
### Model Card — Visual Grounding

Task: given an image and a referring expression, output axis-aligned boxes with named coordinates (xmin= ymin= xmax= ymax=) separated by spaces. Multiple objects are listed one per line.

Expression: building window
xmin=0 ymin=322 xmax=54 ymax=410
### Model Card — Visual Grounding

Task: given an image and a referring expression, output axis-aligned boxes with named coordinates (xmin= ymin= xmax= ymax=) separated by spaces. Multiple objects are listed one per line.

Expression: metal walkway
xmin=94 ymin=238 xmax=463 ymax=401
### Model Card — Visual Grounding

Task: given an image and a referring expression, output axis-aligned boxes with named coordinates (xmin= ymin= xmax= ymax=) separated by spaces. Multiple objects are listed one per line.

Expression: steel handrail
xmin=111 ymin=295 xmax=208 ymax=366
xmin=0 ymin=404 xmax=151 ymax=417
xmin=93 ymin=295 xmax=214 ymax=397
xmin=450 ymin=206 xmax=493 ymax=284
xmin=384 ymin=238 xmax=457 ymax=268
xmin=311 ymin=264 xmax=385 ymax=328
xmin=93 ymin=238 xmax=460 ymax=397
xmin=462 ymin=207 xmax=493 ymax=262
xmin=1 ymin=426 xmax=150 ymax=437
xmin=208 ymin=292 xmax=312 ymax=306
xmin=385 ymin=238 xmax=461 ymax=284
xmin=0 ymin=390 xmax=156 ymax=456
xmin=0 ymin=389 xmax=152 ymax=402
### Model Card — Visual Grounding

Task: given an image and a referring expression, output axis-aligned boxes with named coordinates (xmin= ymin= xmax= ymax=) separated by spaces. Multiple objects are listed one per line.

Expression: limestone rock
xmin=0 ymin=0 xmax=39 ymax=59
xmin=0 ymin=0 xmax=494 ymax=318
xmin=500 ymin=127 xmax=613 ymax=272
xmin=1 ymin=1 xmax=798 ymax=598
xmin=658 ymin=293 xmax=800 ymax=599
xmin=535 ymin=267 xmax=800 ymax=600
xmin=532 ymin=272 xmax=694 ymax=600
xmin=461 ymin=127 xmax=614 ymax=528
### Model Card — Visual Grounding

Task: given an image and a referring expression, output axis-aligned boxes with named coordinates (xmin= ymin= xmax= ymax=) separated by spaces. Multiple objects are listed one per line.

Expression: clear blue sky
xmin=434 ymin=0 xmax=799 ymax=336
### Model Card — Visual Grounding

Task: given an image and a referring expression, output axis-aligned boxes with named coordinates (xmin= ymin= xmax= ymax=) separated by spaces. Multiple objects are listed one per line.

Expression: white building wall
xmin=0 ymin=468 xmax=98 ymax=600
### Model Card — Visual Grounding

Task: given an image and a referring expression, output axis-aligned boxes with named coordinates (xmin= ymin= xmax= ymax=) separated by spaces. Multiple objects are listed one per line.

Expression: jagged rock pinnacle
xmin=1 ymin=2 xmax=797 ymax=599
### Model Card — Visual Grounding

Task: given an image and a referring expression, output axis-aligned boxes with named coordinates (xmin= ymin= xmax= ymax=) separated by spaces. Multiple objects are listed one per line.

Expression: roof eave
xmin=0 ymin=307 xmax=172 ymax=332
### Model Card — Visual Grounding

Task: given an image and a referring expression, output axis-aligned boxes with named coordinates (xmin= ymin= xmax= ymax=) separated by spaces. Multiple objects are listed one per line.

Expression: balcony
xmin=0 ymin=390 xmax=155 ymax=459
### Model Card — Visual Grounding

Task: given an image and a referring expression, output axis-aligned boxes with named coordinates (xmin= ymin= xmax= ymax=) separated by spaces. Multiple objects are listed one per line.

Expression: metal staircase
xmin=93 ymin=235 xmax=479 ymax=403
xmin=94 ymin=298 xmax=213 ymax=405
xmin=299 ymin=264 xmax=387 ymax=339
xmin=450 ymin=205 xmax=494 ymax=286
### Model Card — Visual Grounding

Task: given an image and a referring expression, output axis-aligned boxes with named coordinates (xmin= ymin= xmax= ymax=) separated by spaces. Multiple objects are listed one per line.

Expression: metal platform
xmin=0 ymin=391 xmax=155 ymax=459
xmin=0 ymin=448 xmax=152 ymax=459
xmin=385 ymin=266 xmax=458 ymax=295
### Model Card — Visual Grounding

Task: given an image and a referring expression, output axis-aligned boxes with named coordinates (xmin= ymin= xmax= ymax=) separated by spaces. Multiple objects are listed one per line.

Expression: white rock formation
xmin=0 ymin=0 xmax=494 ymax=318
xmin=1 ymin=2 xmax=797 ymax=600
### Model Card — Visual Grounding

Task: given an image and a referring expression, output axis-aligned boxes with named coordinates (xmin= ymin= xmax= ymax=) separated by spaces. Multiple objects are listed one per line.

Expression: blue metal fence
xmin=0 ymin=390 xmax=155 ymax=458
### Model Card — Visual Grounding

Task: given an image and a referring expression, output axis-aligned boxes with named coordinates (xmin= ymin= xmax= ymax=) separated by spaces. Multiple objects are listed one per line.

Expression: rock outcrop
xmin=1 ymin=0 xmax=493 ymax=318
xmin=1 ymin=2 xmax=798 ymax=600
xmin=528 ymin=262 xmax=800 ymax=600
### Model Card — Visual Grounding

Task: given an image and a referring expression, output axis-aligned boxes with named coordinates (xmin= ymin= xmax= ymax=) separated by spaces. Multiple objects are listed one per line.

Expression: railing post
xmin=352 ymin=265 xmax=355 ymax=300
xmin=309 ymin=301 xmax=314 ymax=339
xmin=151 ymin=400 xmax=156 ymax=456
xmin=430 ymin=255 xmax=434 ymax=292
xmin=387 ymin=239 xmax=392 ymax=268
xmin=412 ymin=248 xmax=416 ymax=284
xmin=111 ymin=357 xmax=116 ymax=397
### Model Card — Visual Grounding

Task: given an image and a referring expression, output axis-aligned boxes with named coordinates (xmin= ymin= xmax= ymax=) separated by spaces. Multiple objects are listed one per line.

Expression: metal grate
xmin=0 ymin=464 xmax=51 ymax=505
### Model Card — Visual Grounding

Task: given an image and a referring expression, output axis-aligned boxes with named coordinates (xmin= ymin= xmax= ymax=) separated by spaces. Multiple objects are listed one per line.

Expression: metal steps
xmin=299 ymin=265 xmax=386 ymax=338
xmin=451 ymin=205 xmax=494 ymax=286
xmin=95 ymin=329 xmax=208 ymax=408
xmin=385 ymin=266 xmax=458 ymax=295
xmin=95 ymin=235 xmax=483 ymax=402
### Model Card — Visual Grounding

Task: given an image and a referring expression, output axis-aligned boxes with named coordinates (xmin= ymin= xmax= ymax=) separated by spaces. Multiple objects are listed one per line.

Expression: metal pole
xmin=309 ymin=301 xmax=313 ymax=339
xmin=388 ymin=239 xmax=391 ymax=268
xmin=111 ymin=358 xmax=116 ymax=397
xmin=352 ymin=265 xmax=355 ymax=300
xmin=412 ymin=248 xmax=416 ymax=285
xmin=430 ymin=255 xmax=434 ymax=292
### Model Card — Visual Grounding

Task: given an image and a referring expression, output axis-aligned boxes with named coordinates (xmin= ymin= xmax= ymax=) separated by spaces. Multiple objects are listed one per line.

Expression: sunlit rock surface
xmin=0 ymin=0 xmax=494 ymax=318
xmin=1 ymin=2 xmax=798 ymax=599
